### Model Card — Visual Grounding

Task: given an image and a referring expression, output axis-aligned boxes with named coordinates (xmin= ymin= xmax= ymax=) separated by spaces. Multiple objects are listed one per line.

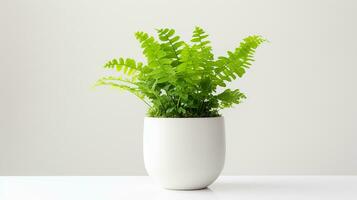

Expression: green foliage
xmin=96 ymin=27 xmax=266 ymax=117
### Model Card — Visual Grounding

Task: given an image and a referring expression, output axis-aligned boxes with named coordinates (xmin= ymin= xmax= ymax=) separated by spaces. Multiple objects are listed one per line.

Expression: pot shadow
xmin=154 ymin=187 xmax=218 ymax=200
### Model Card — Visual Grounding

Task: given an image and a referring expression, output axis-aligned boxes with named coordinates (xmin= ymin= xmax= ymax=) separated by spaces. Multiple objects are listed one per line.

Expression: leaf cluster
xmin=96 ymin=27 xmax=266 ymax=117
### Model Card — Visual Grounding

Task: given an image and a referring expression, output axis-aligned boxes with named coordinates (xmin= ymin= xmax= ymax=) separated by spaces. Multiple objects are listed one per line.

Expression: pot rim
xmin=144 ymin=116 xmax=224 ymax=120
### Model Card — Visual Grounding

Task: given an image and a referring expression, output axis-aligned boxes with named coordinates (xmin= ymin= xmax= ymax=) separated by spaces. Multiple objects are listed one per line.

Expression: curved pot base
xmin=164 ymin=186 xmax=208 ymax=191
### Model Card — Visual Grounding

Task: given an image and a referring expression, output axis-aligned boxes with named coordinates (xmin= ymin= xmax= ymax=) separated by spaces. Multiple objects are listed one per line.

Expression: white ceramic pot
xmin=143 ymin=117 xmax=225 ymax=190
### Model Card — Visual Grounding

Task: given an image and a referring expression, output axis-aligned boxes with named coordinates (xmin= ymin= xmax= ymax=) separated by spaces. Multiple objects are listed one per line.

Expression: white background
xmin=0 ymin=0 xmax=356 ymax=175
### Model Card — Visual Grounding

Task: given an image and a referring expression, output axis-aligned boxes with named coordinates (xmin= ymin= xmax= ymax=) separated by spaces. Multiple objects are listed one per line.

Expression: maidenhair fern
xmin=96 ymin=27 xmax=266 ymax=117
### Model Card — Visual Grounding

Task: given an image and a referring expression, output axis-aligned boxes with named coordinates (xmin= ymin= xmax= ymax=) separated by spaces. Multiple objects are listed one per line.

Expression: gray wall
xmin=1 ymin=0 xmax=356 ymax=175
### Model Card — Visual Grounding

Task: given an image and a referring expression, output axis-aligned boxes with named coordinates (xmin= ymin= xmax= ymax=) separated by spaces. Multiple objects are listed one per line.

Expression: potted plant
xmin=96 ymin=27 xmax=266 ymax=190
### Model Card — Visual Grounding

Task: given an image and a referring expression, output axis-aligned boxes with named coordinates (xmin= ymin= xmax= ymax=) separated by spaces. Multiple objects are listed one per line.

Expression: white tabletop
xmin=0 ymin=176 xmax=356 ymax=200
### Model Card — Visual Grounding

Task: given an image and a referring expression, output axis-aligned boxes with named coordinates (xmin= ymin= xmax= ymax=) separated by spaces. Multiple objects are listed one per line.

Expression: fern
xmin=157 ymin=28 xmax=185 ymax=66
xmin=96 ymin=27 xmax=266 ymax=117
xmin=104 ymin=58 xmax=143 ymax=78
xmin=215 ymin=35 xmax=266 ymax=82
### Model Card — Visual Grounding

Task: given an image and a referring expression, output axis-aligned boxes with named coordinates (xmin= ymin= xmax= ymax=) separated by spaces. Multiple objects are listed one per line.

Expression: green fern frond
xmin=191 ymin=26 xmax=210 ymax=47
xmin=95 ymin=79 xmax=142 ymax=97
xmin=135 ymin=31 xmax=177 ymax=84
xmin=215 ymin=35 xmax=266 ymax=83
xmin=104 ymin=58 xmax=143 ymax=76
xmin=96 ymin=27 xmax=266 ymax=117
xmin=216 ymin=89 xmax=246 ymax=108
xmin=96 ymin=76 xmax=137 ymax=86
xmin=157 ymin=28 xmax=186 ymax=66
xmin=135 ymin=31 xmax=171 ymax=67
xmin=191 ymin=26 xmax=214 ymax=60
